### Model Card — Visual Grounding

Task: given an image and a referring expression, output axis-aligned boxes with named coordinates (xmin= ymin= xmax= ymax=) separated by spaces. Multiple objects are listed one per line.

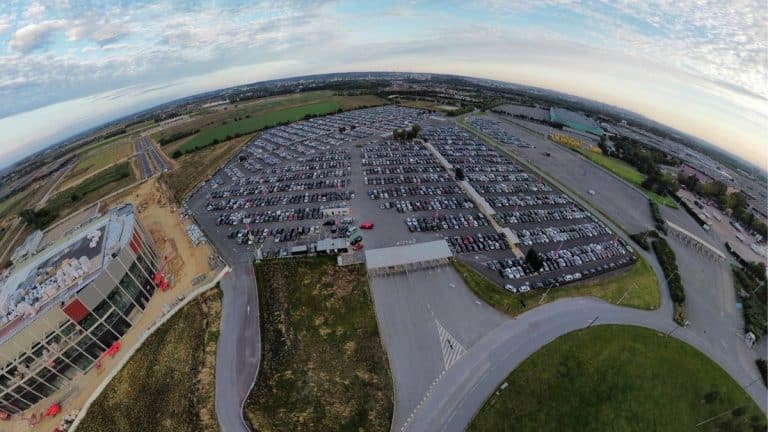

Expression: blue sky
xmin=0 ymin=0 xmax=765 ymax=168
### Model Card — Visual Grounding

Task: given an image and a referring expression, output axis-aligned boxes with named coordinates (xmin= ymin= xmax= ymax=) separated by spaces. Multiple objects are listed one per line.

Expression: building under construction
xmin=0 ymin=204 xmax=160 ymax=415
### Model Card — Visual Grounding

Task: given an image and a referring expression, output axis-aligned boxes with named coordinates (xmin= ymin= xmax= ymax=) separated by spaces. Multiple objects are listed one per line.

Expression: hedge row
xmin=159 ymin=129 xmax=199 ymax=146
xmin=652 ymin=238 xmax=686 ymax=324
xmin=725 ymin=242 xmax=767 ymax=282
xmin=649 ymin=200 xmax=667 ymax=234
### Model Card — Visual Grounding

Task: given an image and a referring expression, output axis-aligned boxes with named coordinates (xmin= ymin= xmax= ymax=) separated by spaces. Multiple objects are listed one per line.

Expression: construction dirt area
xmin=3 ymin=178 xmax=222 ymax=432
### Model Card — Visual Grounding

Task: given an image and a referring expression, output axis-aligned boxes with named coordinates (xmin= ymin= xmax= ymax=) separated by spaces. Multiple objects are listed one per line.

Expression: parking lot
xmin=422 ymin=123 xmax=636 ymax=292
xmin=185 ymin=107 xmax=638 ymax=298
xmin=470 ymin=113 xmax=655 ymax=233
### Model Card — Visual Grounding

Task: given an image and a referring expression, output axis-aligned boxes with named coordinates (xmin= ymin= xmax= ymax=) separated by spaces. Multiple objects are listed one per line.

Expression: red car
xmin=352 ymin=243 xmax=364 ymax=251
xmin=360 ymin=222 xmax=375 ymax=229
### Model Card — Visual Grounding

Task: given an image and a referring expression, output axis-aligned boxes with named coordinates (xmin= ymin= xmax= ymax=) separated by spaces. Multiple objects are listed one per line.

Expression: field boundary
xmin=69 ymin=265 xmax=231 ymax=432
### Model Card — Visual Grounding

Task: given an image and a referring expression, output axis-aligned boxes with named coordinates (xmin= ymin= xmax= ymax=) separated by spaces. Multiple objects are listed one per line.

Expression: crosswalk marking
xmin=435 ymin=319 xmax=466 ymax=370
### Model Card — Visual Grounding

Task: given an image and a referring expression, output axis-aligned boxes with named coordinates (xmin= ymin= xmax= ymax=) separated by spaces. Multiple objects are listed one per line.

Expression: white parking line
xmin=435 ymin=319 xmax=467 ymax=370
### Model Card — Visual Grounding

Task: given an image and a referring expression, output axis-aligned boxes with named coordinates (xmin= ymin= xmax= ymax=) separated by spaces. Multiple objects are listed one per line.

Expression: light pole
xmin=587 ymin=315 xmax=599 ymax=328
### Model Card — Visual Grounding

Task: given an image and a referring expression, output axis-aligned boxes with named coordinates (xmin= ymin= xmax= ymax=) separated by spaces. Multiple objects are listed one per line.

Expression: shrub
xmin=629 ymin=230 xmax=657 ymax=250
xmin=526 ymin=248 xmax=543 ymax=272
xmin=703 ymin=390 xmax=720 ymax=404
xmin=652 ymin=238 xmax=685 ymax=306
xmin=649 ymin=200 xmax=666 ymax=234
xmin=757 ymin=359 xmax=767 ymax=386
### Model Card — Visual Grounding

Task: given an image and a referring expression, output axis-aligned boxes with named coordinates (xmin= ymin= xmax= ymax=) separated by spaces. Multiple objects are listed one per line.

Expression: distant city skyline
xmin=0 ymin=1 xmax=765 ymax=168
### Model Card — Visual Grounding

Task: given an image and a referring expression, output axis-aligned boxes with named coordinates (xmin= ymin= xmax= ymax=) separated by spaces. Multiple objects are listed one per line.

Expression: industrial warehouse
xmin=0 ymin=204 xmax=161 ymax=415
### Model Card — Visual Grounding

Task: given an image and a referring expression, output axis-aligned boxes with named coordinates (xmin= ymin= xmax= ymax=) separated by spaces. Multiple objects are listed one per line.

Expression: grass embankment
xmin=79 ymin=287 xmax=222 ymax=432
xmin=468 ymin=325 xmax=766 ymax=432
xmin=162 ymin=136 xmax=247 ymax=202
xmin=246 ymin=257 xmax=392 ymax=432
xmin=49 ymin=161 xmax=136 ymax=210
xmin=452 ymin=256 xmax=659 ymax=317
xmin=22 ymin=162 xmax=137 ymax=228
xmin=576 ymin=148 xmax=678 ymax=208
xmin=59 ymin=139 xmax=135 ymax=190
xmin=0 ymin=188 xmax=32 ymax=219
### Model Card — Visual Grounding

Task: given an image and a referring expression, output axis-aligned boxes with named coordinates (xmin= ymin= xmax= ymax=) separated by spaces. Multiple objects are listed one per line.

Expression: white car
xmin=519 ymin=285 xmax=531 ymax=293
xmin=504 ymin=284 xmax=517 ymax=293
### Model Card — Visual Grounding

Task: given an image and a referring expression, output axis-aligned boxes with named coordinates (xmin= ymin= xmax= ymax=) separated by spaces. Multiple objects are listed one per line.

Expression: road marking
xmin=435 ymin=319 xmax=467 ymax=370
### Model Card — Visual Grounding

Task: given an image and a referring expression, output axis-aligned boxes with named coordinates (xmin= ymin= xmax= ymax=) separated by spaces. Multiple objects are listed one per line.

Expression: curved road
xmin=406 ymin=296 xmax=767 ymax=431
xmin=214 ymin=258 xmax=261 ymax=432
xmin=185 ymin=177 xmax=262 ymax=432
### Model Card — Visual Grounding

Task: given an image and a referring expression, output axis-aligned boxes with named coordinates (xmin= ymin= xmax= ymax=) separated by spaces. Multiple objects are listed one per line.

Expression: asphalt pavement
xmin=215 ymin=258 xmax=261 ymax=432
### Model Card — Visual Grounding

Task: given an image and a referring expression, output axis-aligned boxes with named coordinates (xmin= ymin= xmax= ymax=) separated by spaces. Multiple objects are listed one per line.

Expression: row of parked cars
xmin=206 ymin=191 xmax=354 ymax=211
xmin=474 ymin=182 xmax=554 ymax=194
xmin=495 ymin=208 xmax=589 ymax=224
xmin=215 ymin=207 xmax=329 ymax=225
xmin=236 ymin=168 xmax=349 ymax=185
xmin=367 ymin=184 xmax=463 ymax=200
xmin=515 ymin=222 xmax=609 ymax=246
xmin=229 ymin=225 xmax=322 ymax=245
xmin=503 ymin=255 xmax=637 ymax=293
xmin=364 ymin=173 xmax=451 ymax=185
xmin=210 ymin=178 xmax=350 ymax=198
xmin=486 ymin=193 xmax=572 ymax=208
xmin=405 ymin=213 xmax=489 ymax=232
xmin=447 ymin=233 xmax=509 ymax=254
xmin=385 ymin=197 xmax=475 ymax=213
xmin=486 ymin=240 xmax=632 ymax=281
xmin=464 ymin=172 xmax=531 ymax=183
xmin=364 ymin=165 xmax=443 ymax=175
xmin=361 ymin=157 xmax=437 ymax=167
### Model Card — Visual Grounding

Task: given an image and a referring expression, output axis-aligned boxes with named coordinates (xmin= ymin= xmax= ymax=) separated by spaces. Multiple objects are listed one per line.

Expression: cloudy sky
xmin=0 ymin=0 xmax=765 ymax=168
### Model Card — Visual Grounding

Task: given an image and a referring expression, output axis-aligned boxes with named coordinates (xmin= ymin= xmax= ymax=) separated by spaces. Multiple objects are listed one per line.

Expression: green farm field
xmin=176 ymin=101 xmax=340 ymax=154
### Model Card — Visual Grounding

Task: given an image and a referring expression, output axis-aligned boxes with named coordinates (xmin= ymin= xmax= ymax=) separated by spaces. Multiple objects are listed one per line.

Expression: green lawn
xmin=79 ymin=288 xmax=222 ymax=432
xmin=0 ymin=188 xmax=32 ymax=219
xmin=179 ymin=101 xmax=340 ymax=153
xmin=579 ymin=150 xmax=678 ymax=208
xmin=247 ymin=257 xmax=392 ymax=432
xmin=48 ymin=161 xmax=135 ymax=210
xmin=61 ymin=138 xmax=134 ymax=189
xmin=452 ymin=255 xmax=659 ymax=317
xmin=468 ymin=325 xmax=766 ymax=432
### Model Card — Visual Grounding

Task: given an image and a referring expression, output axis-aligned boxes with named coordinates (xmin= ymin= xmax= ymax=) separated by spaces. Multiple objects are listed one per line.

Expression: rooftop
xmin=364 ymin=240 xmax=452 ymax=270
xmin=0 ymin=205 xmax=137 ymax=343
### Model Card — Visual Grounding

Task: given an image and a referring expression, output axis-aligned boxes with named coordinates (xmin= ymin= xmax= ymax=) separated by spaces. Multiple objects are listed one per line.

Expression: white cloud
xmin=0 ymin=15 xmax=11 ymax=35
xmin=8 ymin=20 xmax=66 ymax=53
xmin=24 ymin=2 xmax=47 ymax=21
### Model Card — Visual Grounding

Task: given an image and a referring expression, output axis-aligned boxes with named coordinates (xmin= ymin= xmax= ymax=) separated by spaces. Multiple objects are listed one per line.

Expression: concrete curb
xmin=69 ymin=265 xmax=231 ymax=431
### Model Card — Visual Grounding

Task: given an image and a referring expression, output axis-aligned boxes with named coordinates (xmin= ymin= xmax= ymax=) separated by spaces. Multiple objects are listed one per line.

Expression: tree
xmin=455 ymin=167 xmax=465 ymax=181
xmin=525 ymin=248 xmax=543 ymax=272
xmin=172 ymin=150 xmax=183 ymax=158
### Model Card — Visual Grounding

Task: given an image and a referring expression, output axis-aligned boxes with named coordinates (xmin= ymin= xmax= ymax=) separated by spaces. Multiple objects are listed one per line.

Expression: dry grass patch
xmin=78 ymin=287 xmax=222 ymax=432
xmin=247 ymin=257 xmax=393 ymax=432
